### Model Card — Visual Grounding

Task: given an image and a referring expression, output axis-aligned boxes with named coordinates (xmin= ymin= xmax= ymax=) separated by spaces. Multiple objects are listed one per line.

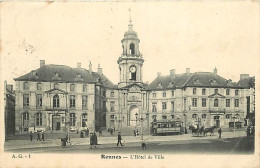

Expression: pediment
xmin=208 ymin=93 xmax=225 ymax=98
xmin=45 ymin=88 xmax=68 ymax=94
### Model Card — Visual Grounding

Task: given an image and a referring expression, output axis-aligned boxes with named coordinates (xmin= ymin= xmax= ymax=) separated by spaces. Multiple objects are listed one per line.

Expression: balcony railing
xmin=209 ymin=107 xmax=225 ymax=114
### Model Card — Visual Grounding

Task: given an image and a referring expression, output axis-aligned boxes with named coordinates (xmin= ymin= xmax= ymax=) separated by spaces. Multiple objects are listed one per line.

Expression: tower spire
xmin=128 ymin=8 xmax=133 ymax=30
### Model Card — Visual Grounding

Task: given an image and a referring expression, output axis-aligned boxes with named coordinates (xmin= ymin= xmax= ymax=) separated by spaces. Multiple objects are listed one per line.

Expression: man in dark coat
xmin=37 ymin=131 xmax=41 ymax=141
xmin=93 ymin=133 xmax=98 ymax=147
xmin=42 ymin=131 xmax=45 ymax=141
xmin=117 ymin=132 xmax=123 ymax=146
xmin=90 ymin=133 xmax=94 ymax=149
xmin=218 ymin=128 xmax=222 ymax=138
xmin=30 ymin=131 xmax=33 ymax=141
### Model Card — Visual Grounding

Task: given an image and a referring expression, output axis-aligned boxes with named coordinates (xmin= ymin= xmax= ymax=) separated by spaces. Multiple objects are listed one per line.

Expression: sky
xmin=1 ymin=1 xmax=259 ymax=86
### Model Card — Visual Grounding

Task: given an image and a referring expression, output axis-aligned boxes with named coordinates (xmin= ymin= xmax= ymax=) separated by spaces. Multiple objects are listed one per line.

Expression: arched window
xmin=130 ymin=43 xmax=135 ymax=55
xmin=82 ymin=113 xmax=87 ymax=127
xmin=192 ymin=114 xmax=197 ymax=119
xmin=35 ymin=113 xmax=42 ymax=126
xmin=214 ymin=99 xmax=219 ymax=107
xmin=53 ymin=95 xmax=59 ymax=108
xmin=70 ymin=113 xmax=76 ymax=126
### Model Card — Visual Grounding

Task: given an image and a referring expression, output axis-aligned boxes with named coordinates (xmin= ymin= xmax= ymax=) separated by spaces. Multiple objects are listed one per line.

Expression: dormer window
xmin=52 ymin=72 xmax=61 ymax=80
xmin=168 ymin=81 xmax=174 ymax=88
xmin=209 ymin=79 xmax=217 ymax=85
xmin=75 ymin=73 xmax=83 ymax=81
xmin=193 ymin=78 xmax=200 ymax=84
xmin=157 ymin=83 xmax=163 ymax=89
xmin=30 ymin=70 xmax=39 ymax=79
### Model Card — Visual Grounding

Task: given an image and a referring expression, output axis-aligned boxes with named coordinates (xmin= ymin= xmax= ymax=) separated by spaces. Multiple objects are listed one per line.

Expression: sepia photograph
xmin=1 ymin=1 xmax=259 ymax=168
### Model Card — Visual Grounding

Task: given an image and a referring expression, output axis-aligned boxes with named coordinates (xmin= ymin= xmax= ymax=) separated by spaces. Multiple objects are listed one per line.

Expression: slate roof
xmin=148 ymin=72 xmax=242 ymax=90
xmin=14 ymin=64 xmax=117 ymax=89
xmin=237 ymin=77 xmax=255 ymax=89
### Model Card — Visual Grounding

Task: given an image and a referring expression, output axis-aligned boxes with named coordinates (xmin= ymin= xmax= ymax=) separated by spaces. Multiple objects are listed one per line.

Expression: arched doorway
xmin=128 ymin=105 xmax=139 ymax=126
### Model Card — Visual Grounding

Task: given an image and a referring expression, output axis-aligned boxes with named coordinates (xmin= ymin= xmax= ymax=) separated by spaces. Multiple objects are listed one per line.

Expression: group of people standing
xmin=30 ymin=131 xmax=45 ymax=141
xmin=133 ymin=129 xmax=139 ymax=136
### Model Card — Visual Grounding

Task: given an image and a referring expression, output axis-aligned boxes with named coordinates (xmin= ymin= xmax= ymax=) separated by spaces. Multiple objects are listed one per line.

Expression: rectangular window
xmin=192 ymin=98 xmax=197 ymax=107
xmin=235 ymin=90 xmax=239 ymax=96
xmin=22 ymin=113 xmax=29 ymax=127
xmin=70 ymin=84 xmax=75 ymax=91
xmin=226 ymin=99 xmax=230 ymax=107
xmin=163 ymin=92 xmax=166 ymax=97
xmin=152 ymin=93 xmax=156 ymax=98
xmin=36 ymin=94 xmax=42 ymax=109
xmin=214 ymin=89 xmax=218 ymax=94
xmin=70 ymin=95 xmax=76 ymax=108
xmin=36 ymin=113 xmax=42 ymax=126
xmin=37 ymin=83 xmax=42 ymax=90
xmin=235 ymin=99 xmax=239 ymax=107
xmin=152 ymin=103 xmax=157 ymax=112
xmin=214 ymin=99 xmax=219 ymax=107
xmin=70 ymin=113 xmax=76 ymax=126
xmin=202 ymin=89 xmax=206 ymax=95
xmin=226 ymin=114 xmax=231 ymax=119
xmin=171 ymin=90 xmax=174 ymax=97
xmin=23 ymin=94 xmax=29 ymax=107
xmin=171 ymin=101 xmax=174 ymax=111
xmin=162 ymin=116 xmax=167 ymax=120
xmin=226 ymin=89 xmax=230 ymax=95
xmin=202 ymin=98 xmax=206 ymax=107
xmin=110 ymin=101 xmax=115 ymax=112
xmin=82 ymin=96 xmax=88 ymax=109
xmin=162 ymin=102 xmax=167 ymax=110
xmin=111 ymin=91 xmax=114 ymax=97
xmin=83 ymin=84 xmax=87 ymax=92
xmin=193 ymin=88 xmax=196 ymax=95
xmin=24 ymin=82 xmax=29 ymax=90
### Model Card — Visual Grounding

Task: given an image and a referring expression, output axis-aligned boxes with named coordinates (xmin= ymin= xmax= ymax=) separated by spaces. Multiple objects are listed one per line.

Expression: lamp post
xmin=135 ymin=113 xmax=138 ymax=129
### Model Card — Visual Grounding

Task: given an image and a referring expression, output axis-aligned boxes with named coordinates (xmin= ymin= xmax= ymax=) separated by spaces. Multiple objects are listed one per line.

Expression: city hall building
xmin=14 ymin=20 xmax=254 ymax=134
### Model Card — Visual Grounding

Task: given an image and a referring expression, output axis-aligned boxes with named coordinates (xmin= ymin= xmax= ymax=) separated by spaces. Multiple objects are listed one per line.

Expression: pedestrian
xmin=110 ymin=128 xmax=113 ymax=135
xmin=37 ymin=131 xmax=41 ymax=141
xmin=134 ymin=130 xmax=136 ymax=137
xmin=218 ymin=128 xmax=222 ymax=138
xmin=90 ymin=133 xmax=94 ymax=149
xmin=136 ymin=129 xmax=139 ymax=136
xmin=42 ymin=131 xmax=45 ymax=141
xmin=86 ymin=128 xmax=89 ymax=137
xmin=30 ymin=131 xmax=33 ymax=141
xmin=117 ymin=132 xmax=123 ymax=146
xmin=247 ymin=126 xmax=251 ymax=138
xmin=93 ymin=133 xmax=98 ymax=147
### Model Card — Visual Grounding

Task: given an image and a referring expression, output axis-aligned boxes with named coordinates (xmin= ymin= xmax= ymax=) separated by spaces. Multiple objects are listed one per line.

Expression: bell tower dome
xmin=118 ymin=19 xmax=144 ymax=88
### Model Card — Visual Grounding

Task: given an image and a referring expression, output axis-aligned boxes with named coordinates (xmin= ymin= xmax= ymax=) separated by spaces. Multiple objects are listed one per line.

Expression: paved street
xmin=4 ymin=130 xmax=254 ymax=154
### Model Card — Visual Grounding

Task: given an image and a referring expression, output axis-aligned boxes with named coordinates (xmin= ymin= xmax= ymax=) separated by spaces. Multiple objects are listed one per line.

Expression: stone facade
xmin=13 ymin=20 xmax=255 ymax=134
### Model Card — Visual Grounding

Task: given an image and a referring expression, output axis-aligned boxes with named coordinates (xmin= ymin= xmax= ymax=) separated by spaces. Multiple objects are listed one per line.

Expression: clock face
xmin=129 ymin=66 xmax=136 ymax=73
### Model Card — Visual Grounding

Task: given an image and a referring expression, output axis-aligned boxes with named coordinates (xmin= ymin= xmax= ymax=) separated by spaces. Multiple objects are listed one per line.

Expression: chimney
xmin=157 ymin=72 xmax=161 ymax=77
xmin=77 ymin=62 xmax=81 ymax=68
xmin=170 ymin=69 xmax=175 ymax=79
xmin=40 ymin=60 xmax=45 ymax=67
xmin=240 ymin=74 xmax=249 ymax=80
xmin=186 ymin=68 xmax=190 ymax=75
xmin=89 ymin=61 xmax=92 ymax=74
xmin=213 ymin=67 xmax=217 ymax=75
xmin=97 ymin=64 xmax=102 ymax=75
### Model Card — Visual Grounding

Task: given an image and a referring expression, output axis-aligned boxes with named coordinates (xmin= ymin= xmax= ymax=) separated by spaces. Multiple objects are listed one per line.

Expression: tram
xmin=151 ymin=119 xmax=184 ymax=135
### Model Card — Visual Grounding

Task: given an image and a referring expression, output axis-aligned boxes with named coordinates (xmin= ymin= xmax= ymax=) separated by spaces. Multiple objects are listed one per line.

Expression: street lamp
xmin=135 ymin=113 xmax=138 ymax=128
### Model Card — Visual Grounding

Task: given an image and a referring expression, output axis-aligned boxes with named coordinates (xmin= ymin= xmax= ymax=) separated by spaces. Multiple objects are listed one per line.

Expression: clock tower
xmin=118 ymin=19 xmax=144 ymax=88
